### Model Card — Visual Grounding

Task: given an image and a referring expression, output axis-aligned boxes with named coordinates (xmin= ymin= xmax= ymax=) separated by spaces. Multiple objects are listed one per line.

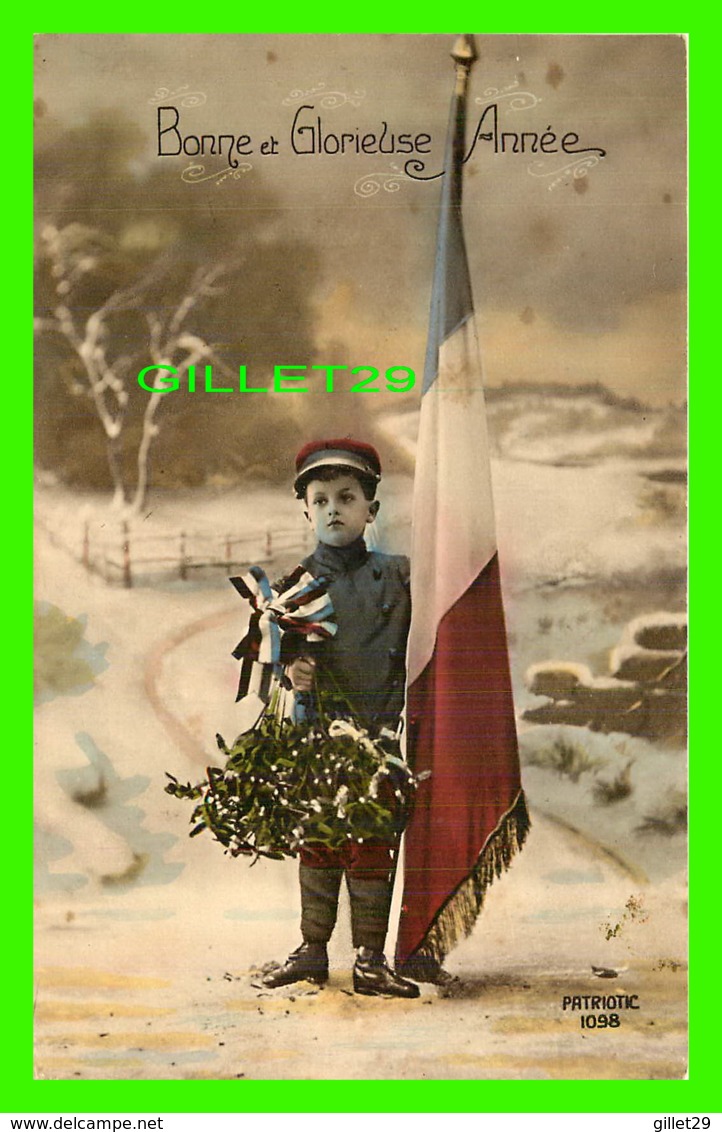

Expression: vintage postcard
xmin=33 ymin=33 xmax=687 ymax=1081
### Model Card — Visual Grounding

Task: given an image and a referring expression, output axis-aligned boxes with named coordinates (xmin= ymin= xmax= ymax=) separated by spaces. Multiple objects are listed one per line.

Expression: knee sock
xmin=299 ymin=864 xmax=343 ymax=945
xmin=346 ymin=874 xmax=392 ymax=953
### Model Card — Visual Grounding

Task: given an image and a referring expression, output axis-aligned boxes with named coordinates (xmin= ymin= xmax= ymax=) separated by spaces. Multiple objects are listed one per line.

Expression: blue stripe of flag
xmin=422 ymin=81 xmax=475 ymax=396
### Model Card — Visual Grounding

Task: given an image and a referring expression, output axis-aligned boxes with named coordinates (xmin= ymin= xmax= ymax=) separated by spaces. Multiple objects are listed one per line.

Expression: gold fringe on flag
xmin=405 ymin=790 xmax=531 ymax=969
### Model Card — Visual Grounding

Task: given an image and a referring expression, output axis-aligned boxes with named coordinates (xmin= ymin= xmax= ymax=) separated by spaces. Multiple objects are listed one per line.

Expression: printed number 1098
xmin=580 ymin=1013 xmax=621 ymax=1029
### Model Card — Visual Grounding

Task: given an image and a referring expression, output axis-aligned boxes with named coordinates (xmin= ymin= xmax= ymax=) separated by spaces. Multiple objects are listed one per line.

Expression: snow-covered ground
xmin=34 ymin=383 xmax=687 ymax=1079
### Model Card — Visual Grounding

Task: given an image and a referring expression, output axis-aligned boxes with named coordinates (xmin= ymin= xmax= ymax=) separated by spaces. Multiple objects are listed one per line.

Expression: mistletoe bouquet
xmin=165 ymin=686 xmax=423 ymax=860
xmin=166 ymin=564 xmax=425 ymax=861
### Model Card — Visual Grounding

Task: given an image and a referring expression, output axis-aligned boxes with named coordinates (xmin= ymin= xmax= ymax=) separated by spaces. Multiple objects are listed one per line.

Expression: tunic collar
xmin=311 ymin=536 xmax=369 ymax=576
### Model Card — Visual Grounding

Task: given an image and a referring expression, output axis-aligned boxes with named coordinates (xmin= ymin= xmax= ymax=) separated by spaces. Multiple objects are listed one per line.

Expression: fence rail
xmin=40 ymin=514 xmax=313 ymax=588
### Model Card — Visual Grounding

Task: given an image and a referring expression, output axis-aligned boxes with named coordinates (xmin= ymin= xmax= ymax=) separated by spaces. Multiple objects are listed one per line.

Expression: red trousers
xmin=300 ymin=840 xmax=397 ymax=881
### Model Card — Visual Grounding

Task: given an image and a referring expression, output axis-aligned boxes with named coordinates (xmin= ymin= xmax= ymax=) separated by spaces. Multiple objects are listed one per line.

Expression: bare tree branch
xmin=36 ymin=222 xmax=241 ymax=511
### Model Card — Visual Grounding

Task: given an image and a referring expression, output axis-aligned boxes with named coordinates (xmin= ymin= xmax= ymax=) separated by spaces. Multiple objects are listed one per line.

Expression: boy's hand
xmin=285 ymin=656 xmax=316 ymax=693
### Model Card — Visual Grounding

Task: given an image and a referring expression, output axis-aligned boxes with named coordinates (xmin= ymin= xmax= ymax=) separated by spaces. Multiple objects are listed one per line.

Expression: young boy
xmin=262 ymin=438 xmax=420 ymax=998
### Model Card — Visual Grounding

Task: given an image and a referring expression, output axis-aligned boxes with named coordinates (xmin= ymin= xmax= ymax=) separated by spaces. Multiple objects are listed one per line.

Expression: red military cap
xmin=294 ymin=438 xmax=382 ymax=495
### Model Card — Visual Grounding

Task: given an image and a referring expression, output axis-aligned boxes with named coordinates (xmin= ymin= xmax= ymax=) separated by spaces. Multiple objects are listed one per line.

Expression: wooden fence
xmin=40 ymin=515 xmax=312 ymax=588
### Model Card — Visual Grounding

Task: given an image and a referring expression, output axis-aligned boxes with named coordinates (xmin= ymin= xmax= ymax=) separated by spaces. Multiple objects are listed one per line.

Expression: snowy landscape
xmin=34 ymin=383 xmax=687 ymax=1080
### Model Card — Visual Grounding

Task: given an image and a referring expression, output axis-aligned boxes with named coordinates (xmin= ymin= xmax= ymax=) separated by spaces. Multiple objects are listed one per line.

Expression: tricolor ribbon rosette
xmin=230 ymin=564 xmax=337 ymax=703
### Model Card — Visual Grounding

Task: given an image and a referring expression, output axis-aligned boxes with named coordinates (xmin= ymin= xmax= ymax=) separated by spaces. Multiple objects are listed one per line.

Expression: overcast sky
xmin=35 ymin=34 xmax=687 ymax=406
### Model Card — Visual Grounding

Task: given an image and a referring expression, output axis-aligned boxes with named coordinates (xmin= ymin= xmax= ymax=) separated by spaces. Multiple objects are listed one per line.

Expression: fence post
xmin=82 ymin=521 xmax=90 ymax=571
xmin=122 ymin=521 xmax=132 ymax=589
xmin=265 ymin=526 xmax=272 ymax=560
xmin=179 ymin=531 xmax=187 ymax=580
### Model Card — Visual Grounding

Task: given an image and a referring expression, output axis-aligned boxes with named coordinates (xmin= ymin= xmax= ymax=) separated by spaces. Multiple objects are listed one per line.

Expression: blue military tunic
xmin=279 ymin=535 xmax=410 ymax=734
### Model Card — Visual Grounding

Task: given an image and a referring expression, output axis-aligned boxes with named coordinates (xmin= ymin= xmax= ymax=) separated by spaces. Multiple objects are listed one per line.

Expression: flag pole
xmin=450 ymin=34 xmax=477 ymax=152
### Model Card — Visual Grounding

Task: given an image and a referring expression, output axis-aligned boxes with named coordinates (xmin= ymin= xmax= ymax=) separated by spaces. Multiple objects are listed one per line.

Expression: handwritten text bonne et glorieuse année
xmin=156 ymin=102 xmax=606 ymax=177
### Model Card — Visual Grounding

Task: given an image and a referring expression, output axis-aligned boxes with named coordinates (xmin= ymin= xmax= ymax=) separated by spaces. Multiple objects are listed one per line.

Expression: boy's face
xmin=304 ymin=473 xmax=379 ymax=548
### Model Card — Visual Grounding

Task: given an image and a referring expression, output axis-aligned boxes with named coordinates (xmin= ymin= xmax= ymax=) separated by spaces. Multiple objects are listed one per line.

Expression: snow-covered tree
xmin=35 ymin=222 xmax=239 ymax=512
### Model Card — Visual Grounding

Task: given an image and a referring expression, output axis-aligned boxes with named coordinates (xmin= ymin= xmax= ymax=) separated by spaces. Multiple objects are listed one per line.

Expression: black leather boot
xmin=398 ymin=953 xmax=457 ymax=986
xmin=353 ymin=948 xmax=420 ymax=998
xmin=262 ymin=941 xmax=329 ymax=988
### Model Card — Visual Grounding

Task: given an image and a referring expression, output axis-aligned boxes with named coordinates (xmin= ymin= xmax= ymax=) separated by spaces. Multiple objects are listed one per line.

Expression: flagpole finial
xmin=451 ymin=35 xmax=477 ymax=69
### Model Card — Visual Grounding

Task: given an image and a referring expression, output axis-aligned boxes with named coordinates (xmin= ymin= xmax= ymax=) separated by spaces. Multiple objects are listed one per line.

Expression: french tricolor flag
xmin=396 ymin=36 xmax=530 ymax=973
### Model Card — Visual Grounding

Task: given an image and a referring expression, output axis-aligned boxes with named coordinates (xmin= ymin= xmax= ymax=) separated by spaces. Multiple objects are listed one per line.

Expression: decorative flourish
xmin=528 ymin=153 xmax=603 ymax=191
xmin=181 ymin=162 xmax=253 ymax=185
xmin=354 ymin=164 xmax=413 ymax=198
xmin=282 ymin=82 xmax=326 ymax=105
xmin=475 ymin=80 xmax=541 ymax=112
xmin=149 ymin=85 xmax=207 ymax=108
xmin=283 ymin=81 xmax=365 ymax=109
